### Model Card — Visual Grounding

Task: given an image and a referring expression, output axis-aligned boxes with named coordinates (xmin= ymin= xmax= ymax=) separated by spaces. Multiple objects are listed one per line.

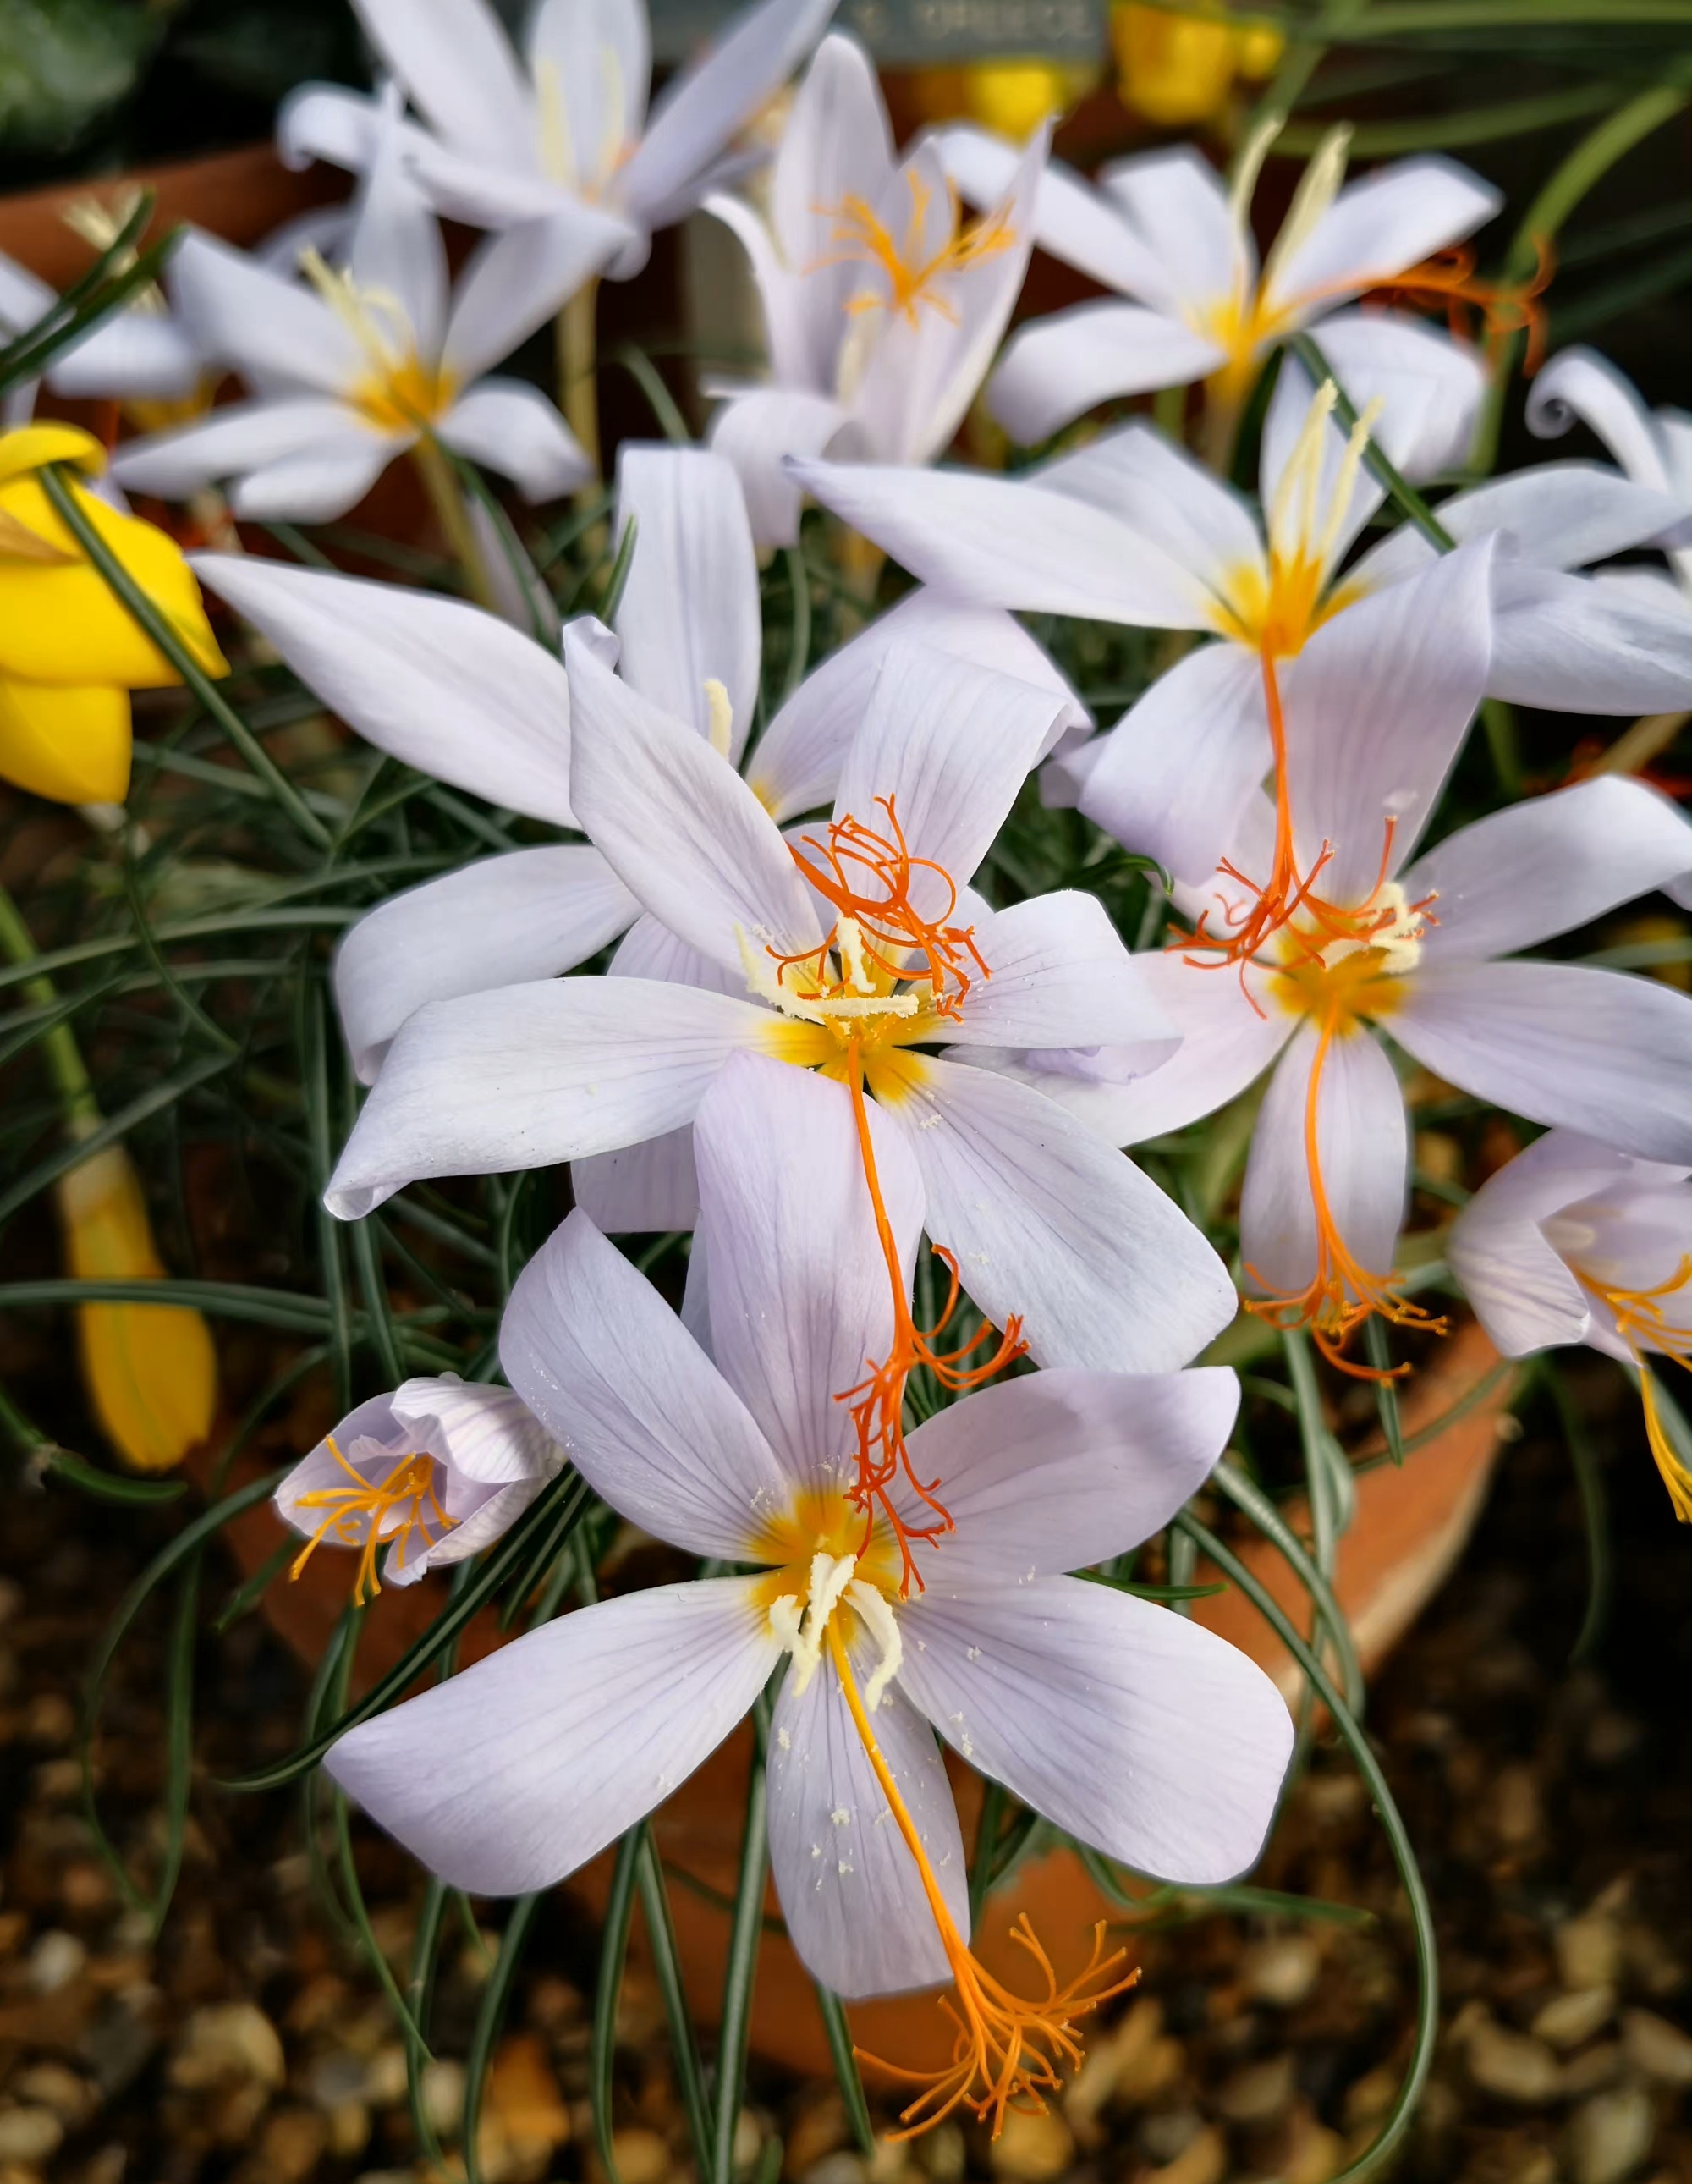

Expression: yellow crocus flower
xmin=0 ymin=421 xmax=227 ymax=807
xmin=1111 ymin=2 xmax=1283 ymax=126
xmin=56 ymin=1142 xmax=217 ymax=1472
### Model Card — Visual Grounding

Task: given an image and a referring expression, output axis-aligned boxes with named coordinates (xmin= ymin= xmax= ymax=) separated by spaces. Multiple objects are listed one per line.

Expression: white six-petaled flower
xmin=325 ymin=1059 xmax=1292 ymax=2053
xmin=276 ymin=1373 xmax=564 ymax=1603
xmin=705 ymin=32 xmax=1046 ymax=546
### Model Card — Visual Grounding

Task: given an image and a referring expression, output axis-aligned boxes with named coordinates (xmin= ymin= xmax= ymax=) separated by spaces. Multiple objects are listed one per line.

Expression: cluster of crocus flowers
xmin=325 ymin=1058 xmax=1293 ymax=2130
xmin=0 ymin=422 xmax=227 ymax=805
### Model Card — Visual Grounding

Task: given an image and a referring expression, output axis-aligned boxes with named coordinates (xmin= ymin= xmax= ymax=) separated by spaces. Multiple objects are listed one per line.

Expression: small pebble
xmin=1620 ymin=2008 xmax=1692 ymax=2086
xmin=1144 ymin=2121 xmax=1228 ymax=2184
xmin=420 ymin=2057 xmax=465 ymax=2137
xmin=986 ymin=2106 xmax=1074 ymax=2180
xmin=27 ymin=1929 xmax=85 ymax=1994
xmin=1467 ymin=2022 xmax=1561 ymax=2105
xmin=1557 ymin=1917 xmax=1623 ymax=1993
xmin=1567 ymin=2086 xmax=1655 ymax=2184
xmin=801 ymin=2156 xmax=865 ymax=2184
xmin=915 ymin=2123 xmax=965 ymax=2181
xmin=0 ymin=2108 xmax=65 ymax=2164
xmin=1243 ymin=1934 xmax=1321 ymax=2008
xmin=607 ymin=2126 xmax=672 ymax=2184
xmin=1560 ymin=2043 xmax=1623 ymax=2098
xmin=168 ymin=2002 xmax=286 ymax=2091
xmin=1533 ymin=1989 xmax=1616 ymax=2049
xmin=1139 ymin=2107 xmax=1204 ymax=2162
xmin=9 ymin=2063 xmax=93 ymax=2127
xmin=1216 ymin=2052 xmax=1295 ymax=2125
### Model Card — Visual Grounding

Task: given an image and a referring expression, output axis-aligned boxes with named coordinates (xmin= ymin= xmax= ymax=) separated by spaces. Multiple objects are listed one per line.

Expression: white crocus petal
xmin=614 ymin=445 xmax=761 ymax=755
xmin=1239 ymin=1025 xmax=1408 ymax=1301
xmin=1486 ymin=564 xmax=1692 ymax=714
xmin=390 ymin=1375 xmax=559 ymax=1485
xmin=1528 ymin=346 xmax=1679 ymax=498
xmin=564 ymin=624 xmax=821 ymax=972
xmin=328 ymin=1576 xmax=777 ymax=1895
xmin=897 ymin=1578 xmax=1293 ymax=1885
xmin=609 ymin=910 xmax=744 ymax=998
xmin=190 ymin=554 xmax=580 ymax=828
xmin=441 ymin=212 xmax=634 ymax=387
xmin=942 ymin=893 xmax=1178 ymax=1060
xmin=112 ymin=399 xmax=358 ymax=499
xmin=693 ymin=1055 xmax=923 ymax=1491
xmin=275 ymin=1390 xmax=410 ymax=1535
xmin=323 ymin=976 xmax=776 ymax=1219
xmin=770 ymin=35 xmax=896 ymax=383
xmin=502 ymin=1208 xmax=792 ymax=1552
xmin=227 ymin=432 xmax=401 ymax=524
xmin=1063 ymin=949 xmax=1294 ymax=1147
xmin=354 ymin=0 xmax=535 ymax=163
xmin=768 ymin=1638 xmax=964 ymax=1999
xmin=707 ymin=387 xmax=854 ymax=550
xmin=1351 ymin=463 xmax=1689 ymax=593
xmin=333 ymin=847 xmax=638 ymax=1084
xmin=349 ymin=92 xmax=451 ymax=360
xmin=393 ymin=1477 xmax=545 ymax=1579
xmin=1095 ymin=146 xmax=1244 ymax=311
xmin=1447 ymin=1131 xmax=1642 ymax=1356
xmin=1280 ymin=538 xmax=1494 ymax=902
xmin=832 ymin=640 xmax=1066 ymax=899
xmin=1037 ymin=422 xmax=1260 ymax=588
xmin=1078 ymin=643 xmax=1268 ymax=887
xmin=1402 ymin=778 xmax=1692 ymax=965
xmin=1391 ymin=960 xmax=1692 ymax=1166
xmin=168 ymin=228 xmax=360 ymax=392
xmin=788 ymin=458 xmax=1218 ymax=628
xmin=880 ymin=1058 xmax=1237 ymax=1370
xmin=1287 ymin=309 xmax=1486 ymax=479
xmin=527 ymin=0 xmax=651 ymax=192
xmin=1261 ymin=156 xmax=1500 ymax=319
xmin=988 ymin=302 xmax=1227 ymax=445
xmin=0 ymin=251 xmax=51 ymax=328
xmin=899 ymin=1367 xmax=1239 ymax=1587
xmin=749 ymin=591 xmax=1086 ymax=825
xmin=573 ymin=1126 xmax=701 ymax=1233
xmin=437 ymin=381 xmax=589 ymax=500
xmin=937 ymin=129 xmax=1176 ymax=303
xmin=50 ymin=313 xmax=203 ymax=402
xmin=618 ymin=0 xmax=837 ymax=226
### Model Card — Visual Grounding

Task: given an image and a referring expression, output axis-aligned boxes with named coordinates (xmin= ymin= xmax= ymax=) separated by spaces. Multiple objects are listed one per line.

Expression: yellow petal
xmin=1112 ymin=3 xmax=1239 ymax=125
xmin=0 ymin=475 xmax=228 ymax=688
xmin=0 ymin=674 xmax=131 ymax=804
xmin=0 ymin=422 xmax=104 ymax=487
xmin=58 ymin=1146 xmax=217 ymax=1472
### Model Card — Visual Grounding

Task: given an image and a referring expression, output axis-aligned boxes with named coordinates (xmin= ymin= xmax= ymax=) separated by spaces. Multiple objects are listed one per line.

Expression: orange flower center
xmin=817 ymin=169 xmax=1016 ymax=329
xmin=288 ymin=1438 xmax=453 ymax=1605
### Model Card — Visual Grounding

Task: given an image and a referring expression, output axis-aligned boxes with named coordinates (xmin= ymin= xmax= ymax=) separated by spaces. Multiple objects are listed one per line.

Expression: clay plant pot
xmin=183 ymin=1316 xmax=1513 ymax=2080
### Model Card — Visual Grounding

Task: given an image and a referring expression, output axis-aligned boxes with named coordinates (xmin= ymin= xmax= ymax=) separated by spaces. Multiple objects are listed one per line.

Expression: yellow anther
xmin=704 ymin=676 xmax=733 ymax=757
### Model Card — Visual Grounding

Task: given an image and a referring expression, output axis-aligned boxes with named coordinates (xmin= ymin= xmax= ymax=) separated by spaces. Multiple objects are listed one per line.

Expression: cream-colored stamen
xmin=849 ymin=1577 xmax=904 ymax=1709
xmin=1260 ymin=125 xmax=1353 ymax=305
xmin=704 ymin=676 xmax=733 ymax=757
xmin=1316 ymin=880 xmax=1430 ymax=976
xmin=772 ymin=1549 xmax=859 ymax=1695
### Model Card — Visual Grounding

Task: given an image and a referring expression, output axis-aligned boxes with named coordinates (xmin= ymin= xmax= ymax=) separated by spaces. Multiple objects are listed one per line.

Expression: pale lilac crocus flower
xmin=321 ymin=628 xmax=1236 ymax=1374
xmin=1449 ymin=1130 xmax=1692 ymax=1520
xmin=191 ymin=442 xmax=1085 ymax=1092
xmin=277 ymin=1373 xmax=563 ymax=1604
xmin=997 ymin=546 xmax=1692 ymax=1369
xmin=326 ymin=1057 xmax=1291 ymax=2131
xmin=705 ymin=32 xmax=1045 ymax=546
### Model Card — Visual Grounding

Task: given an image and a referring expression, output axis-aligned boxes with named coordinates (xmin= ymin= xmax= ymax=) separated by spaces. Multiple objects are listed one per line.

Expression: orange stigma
xmin=816 ymin=170 xmax=1016 ymax=329
xmin=288 ymin=1437 xmax=453 ymax=1605
xmin=827 ymin=1624 xmax=1136 ymax=2138
xmin=757 ymin=799 xmax=1026 ymax=1593
xmin=1365 ymin=235 xmax=1554 ymax=373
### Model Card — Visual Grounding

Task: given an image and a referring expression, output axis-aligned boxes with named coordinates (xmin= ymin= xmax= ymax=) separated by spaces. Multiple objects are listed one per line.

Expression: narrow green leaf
xmin=334 ymin=1787 xmax=432 ymax=2053
xmin=212 ymin=1538 xmax=294 ymax=1632
xmin=40 ymin=1447 xmax=187 ymax=1504
xmin=815 ymin=1985 xmax=875 ymax=2157
xmin=1363 ymin=1319 xmax=1404 ymax=1466
xmin=599 ymin=513 xmax=640 ymax=622
xmin=151 ymin=1557 xmax=202 ymax=1932
xmin=406 ymin=1878 xmax=452 ymax=2176
xmin=713 ymin=1703 xmax=770 ymax=2184
xmin=463 ymin=1894 xmax=541 ymax=2184
xmin=637 ymin=1829 xmax=713 ymax=2176
xmin=0 ymin=1051 xmax=234 ymax=1230
xmin=592 ymin=1830 xmax=645 ymax=2184
xmin=1548 ymin=1363 xmax=1611 ymax=1664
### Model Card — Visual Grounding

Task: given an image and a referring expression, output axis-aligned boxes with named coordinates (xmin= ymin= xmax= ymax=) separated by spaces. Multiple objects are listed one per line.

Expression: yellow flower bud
xmin=0 ymin=423 xmax=228 ymax=806
xmin=901 ymin=60 xmax=1101 ymax=140
xmin=1110 ymin=3 xmax=1283 ymax=126
xmin=56 ymin=1144 xmax=217 ymax=1472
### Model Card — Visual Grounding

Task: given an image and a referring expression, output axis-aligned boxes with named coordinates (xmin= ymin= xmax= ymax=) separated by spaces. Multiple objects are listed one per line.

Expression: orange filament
xmin=1241 ymin=1005 xmax=1447 ymax=1377
xmin=827 ymin=1623 xmax=1136 ymax=2139
xmin=1364 ymin=235 xmax=1554 ymax=374
xmin=816 ymin=170 xmax=1016 ymax=328
xmin=1585 ymin=1256 xmax=1692 ymax=1521
xmin=841 ymin=1044 xmax=1027 ymax=1595
xmin=288 ymin=1436 xmax=453 ymax=1606
xmin=777 ymin=797 xmax=988 ymax=1020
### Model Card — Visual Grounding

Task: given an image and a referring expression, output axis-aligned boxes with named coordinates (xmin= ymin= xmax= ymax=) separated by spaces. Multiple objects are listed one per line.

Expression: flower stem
xmin=411 ymin=434 xmax=499 ymax=615
xmin=559 ymin=279 xmax=602 ymax=477
xmin=0 ymin=880 xmax=98 ymax=1132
